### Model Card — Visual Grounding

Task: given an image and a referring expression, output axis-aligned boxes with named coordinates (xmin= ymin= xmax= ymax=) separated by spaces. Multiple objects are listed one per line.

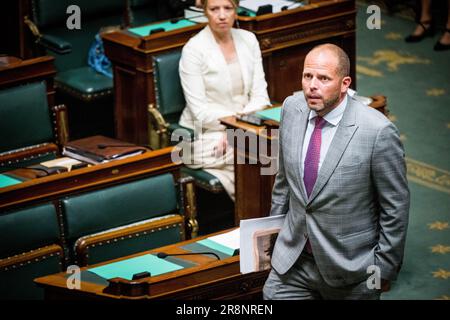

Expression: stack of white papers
xmin=207 ymin=228 xmax=240 ymax=251
xmin=185 ymin=6 xmax=208 ymax=23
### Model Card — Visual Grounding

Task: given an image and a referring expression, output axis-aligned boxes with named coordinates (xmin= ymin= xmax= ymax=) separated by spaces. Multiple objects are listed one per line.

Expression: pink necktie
xmin=303 ymin=116 xmax=325 ymax=197
xmin=303 ymin=116 xmax=326 ymax=254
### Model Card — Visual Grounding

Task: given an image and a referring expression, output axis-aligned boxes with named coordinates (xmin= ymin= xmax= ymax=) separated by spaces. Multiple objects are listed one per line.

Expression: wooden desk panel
xmin=0 ymin=147 xmax=180 ymax=211
xmin=102 ymin=0 xmax=356 ymax=145
xmin=35 ymin=230 xmax=269 ymax=300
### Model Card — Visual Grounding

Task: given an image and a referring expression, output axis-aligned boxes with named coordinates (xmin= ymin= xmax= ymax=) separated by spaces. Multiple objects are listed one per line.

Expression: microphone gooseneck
xmin=157 ymin=251 xmax=221 ymax=260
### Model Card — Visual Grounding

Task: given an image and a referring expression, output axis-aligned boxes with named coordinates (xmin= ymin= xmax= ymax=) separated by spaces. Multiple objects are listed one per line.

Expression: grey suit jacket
xmin=270 ymin=93 xmax=410 ymax=287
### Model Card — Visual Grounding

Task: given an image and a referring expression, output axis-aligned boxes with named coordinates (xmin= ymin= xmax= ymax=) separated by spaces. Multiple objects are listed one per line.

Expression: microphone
xmin=281 ymin=0 xmax=304 ymax=11
xmin=156 ymin=251 xmax=221 ymax=260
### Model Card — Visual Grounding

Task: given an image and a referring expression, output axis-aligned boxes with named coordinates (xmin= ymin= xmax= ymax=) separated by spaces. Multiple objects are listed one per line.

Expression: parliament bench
xmin=60 ymin=172 xmax=195 ymax=266
xmin=0 ymin=202 xmax=64 ymax=300
xmin=0 ymin=169 xmax=197 ymax=299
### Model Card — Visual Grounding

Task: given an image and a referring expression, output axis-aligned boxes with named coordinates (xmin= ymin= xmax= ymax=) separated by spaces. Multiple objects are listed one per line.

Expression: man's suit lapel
xmin=292 ymin=101 xmax=310 ymax=203
xmin=307 ymin=98 xmax=358 ymax=204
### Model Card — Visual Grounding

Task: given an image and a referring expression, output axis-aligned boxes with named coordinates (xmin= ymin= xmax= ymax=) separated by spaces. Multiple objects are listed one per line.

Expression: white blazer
xmin=178 ymin=25 xmax=270 ymax=131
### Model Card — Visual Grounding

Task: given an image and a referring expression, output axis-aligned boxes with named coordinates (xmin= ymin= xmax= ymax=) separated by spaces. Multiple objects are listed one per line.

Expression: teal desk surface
xmin=197 ymin=238 xmax=236 ymax=256
xmin=255 ymin=106 xmax=282 ymax=122
xmin=0 ymin=174 xmax=22 ymax=188
xmin=128 ymin=19 xmax=197 ymax=37
xmin=127 ymin=8 xmax=256 ymax=37
xmin=88 ymin=253 xmax=184 ymax=281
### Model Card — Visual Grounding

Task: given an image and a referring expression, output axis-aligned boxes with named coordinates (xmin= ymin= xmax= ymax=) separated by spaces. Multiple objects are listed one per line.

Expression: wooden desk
xmin=35 ymin=230 xmax=269 ymax=300
xmin=0 ymin=147 xmax=180 ymax=211
xmin=220 ymin=96 xmax=388 ymax=222
xmin=102 ymin=0 xmax=356 ymax=145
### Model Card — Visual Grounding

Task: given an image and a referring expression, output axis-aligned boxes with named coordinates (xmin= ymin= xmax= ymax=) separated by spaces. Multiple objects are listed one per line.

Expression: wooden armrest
xmin=179 ymin=176 xmax=198 ymax=239
xmin=51 ymin=104 xmax=69 ymax=147
xmin=148 ymin=103 xmax=170 ymax=149
xmin=148 ymin=103 xmax=169 ymax=133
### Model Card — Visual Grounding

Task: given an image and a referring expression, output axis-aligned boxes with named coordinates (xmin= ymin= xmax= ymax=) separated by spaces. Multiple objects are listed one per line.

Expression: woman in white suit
xmin=178 ymin=0 xmax=270 ymax=201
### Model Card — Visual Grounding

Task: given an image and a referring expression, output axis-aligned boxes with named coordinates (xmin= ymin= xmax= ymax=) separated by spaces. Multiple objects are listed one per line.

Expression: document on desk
xmin=182 ymin=228 xmax=240 ymax=259
xmin=185 ymin=6 xmax=208 ymax=23
xmin=40 ymin=157 xmax=83 ymax=172
xmin=255 ymin=106 xmax=282 ymax=122
xmin=88 ymin=253 xmax=184 ymax=280
xmin=240 ymin=0 xmax=303 ymax=13
xmin=199 ymin=228 xmax=240 ymax=255
xmin=240 ymin=214 xmax=285 ymax=274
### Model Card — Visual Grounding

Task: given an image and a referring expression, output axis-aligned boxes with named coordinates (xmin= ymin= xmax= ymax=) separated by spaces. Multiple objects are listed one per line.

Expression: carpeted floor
xmin=356 ymin=1 xmax=450 ymax=300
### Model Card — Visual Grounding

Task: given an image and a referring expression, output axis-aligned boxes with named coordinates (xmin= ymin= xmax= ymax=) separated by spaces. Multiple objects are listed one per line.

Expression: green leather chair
xmin=0 ymin=81 xmax=68 ymax=172
xmin=27 ymin=0 xmax=161 ymax=139
xmin=0 ymin=202 xmax=64 ymax=300
xmin=60 ymin=173 xmax=197 ymax=266
xmin=149 ymin=50 xmax=235 ymax=235
xmin=25 ymin=1 xmax=125 ymax=139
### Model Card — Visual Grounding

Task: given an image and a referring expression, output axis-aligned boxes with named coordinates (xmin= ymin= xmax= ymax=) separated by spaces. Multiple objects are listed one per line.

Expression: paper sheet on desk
xmin=194 ymin=228 xmax=240 ymax=257
xmin=88 ymin=254 xmax=184 ymax=280
xmin=240 ymin=0 xmax=303 ymax=13
xmin=240 ymin=215 xmax=285 ymax=274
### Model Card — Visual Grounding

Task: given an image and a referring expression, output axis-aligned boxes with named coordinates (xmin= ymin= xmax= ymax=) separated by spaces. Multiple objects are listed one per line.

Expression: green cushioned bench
xmin=0 ymin=203 xmax=64 ymax=300
xmin=61 ymin=173 xmax=189 ymax=266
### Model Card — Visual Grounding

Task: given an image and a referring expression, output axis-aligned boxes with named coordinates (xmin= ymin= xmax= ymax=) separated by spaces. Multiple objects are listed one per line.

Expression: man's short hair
xmin=310 ymin=44 xmax=350 ymax=78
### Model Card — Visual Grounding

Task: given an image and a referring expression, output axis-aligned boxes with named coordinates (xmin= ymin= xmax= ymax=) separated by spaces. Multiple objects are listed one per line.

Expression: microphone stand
xmin=157 ymin=251 xmax=221 ymax=260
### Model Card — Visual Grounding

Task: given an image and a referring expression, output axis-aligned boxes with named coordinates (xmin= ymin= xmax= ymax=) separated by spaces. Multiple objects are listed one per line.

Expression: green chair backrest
xmin=32 ymin=0 xmax=125 ymax=71
xmin=0 ymin=203 xmax=61 ymax=259
xmin=62 ymin=173 xmax=179 ymax=243
xmin=0 ymin=82 xmax=54 ymax=153
xmin=32 ymin=0 xmax=125 ymax=28
xmin=0 ymin=202 xmax=63 ymax=300
xmin=153 ymin=50 xmax=186 ymax=125
xmin=61 ymin=173 xmax=181 ymax=264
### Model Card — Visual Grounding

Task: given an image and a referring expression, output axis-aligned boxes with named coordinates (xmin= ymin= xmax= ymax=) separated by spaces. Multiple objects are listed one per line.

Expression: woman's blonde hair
xmin=201 ymin=0 xmax=240 ymax=10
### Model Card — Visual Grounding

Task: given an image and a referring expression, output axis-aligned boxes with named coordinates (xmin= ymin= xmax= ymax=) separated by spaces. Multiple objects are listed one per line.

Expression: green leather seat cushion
xmin=55 ymin=67 xmax=113 ymax=95
xmin=0 ymin=82 xmax=54 ymax=153
xmin=62 ymin=173 xmax=178 ymax=241
xmin=0 ymin=203 xmax=60 ymax=258
xmin=181 ymin=167 xmax=224 ymax=190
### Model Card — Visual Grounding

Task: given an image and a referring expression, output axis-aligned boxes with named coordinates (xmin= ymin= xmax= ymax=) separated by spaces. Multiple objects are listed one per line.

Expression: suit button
xmin=306 ymin=208 xmax=312 ymax=214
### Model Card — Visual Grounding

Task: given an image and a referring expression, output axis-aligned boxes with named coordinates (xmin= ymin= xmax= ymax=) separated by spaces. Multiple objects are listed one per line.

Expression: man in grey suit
xmin=263 ymin=44 xmax=410 ymax=299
